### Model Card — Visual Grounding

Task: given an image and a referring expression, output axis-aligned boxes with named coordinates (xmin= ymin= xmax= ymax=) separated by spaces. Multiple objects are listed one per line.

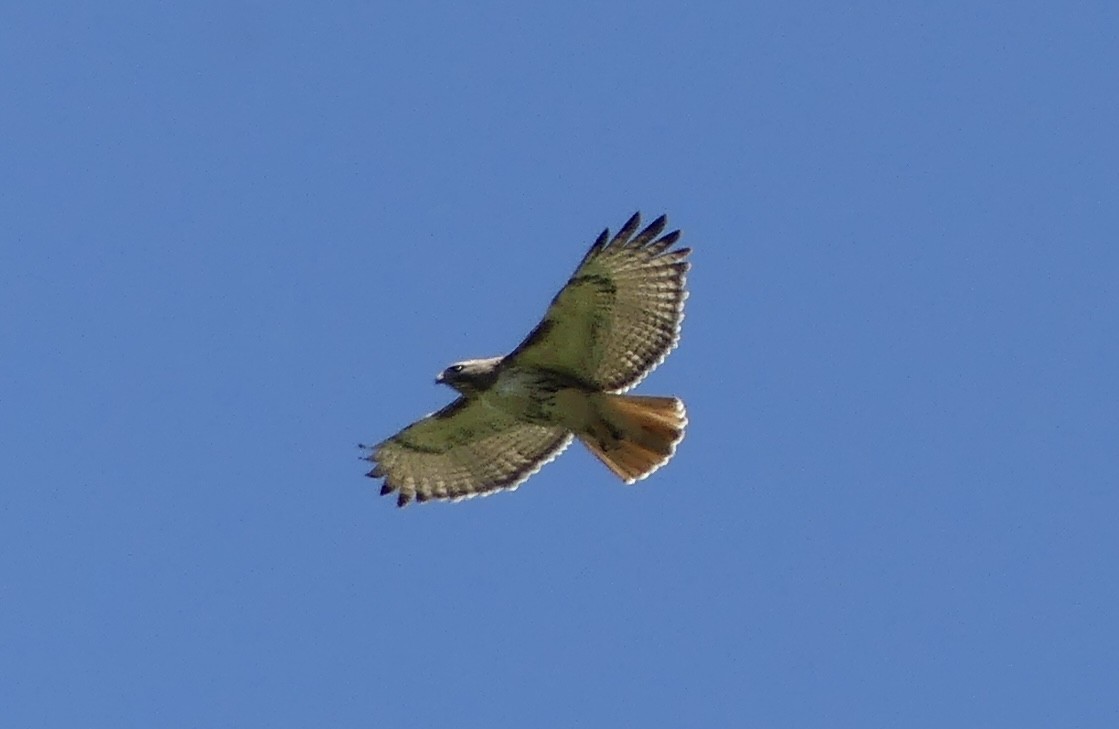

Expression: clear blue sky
xmin=2 ymin=2 xmax=1117 ymax=727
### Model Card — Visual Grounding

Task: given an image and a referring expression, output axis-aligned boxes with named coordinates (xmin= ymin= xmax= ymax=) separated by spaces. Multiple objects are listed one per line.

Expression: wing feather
xmin=507 ymin=213 xmax=690 ymax=392
xmin=364 ymin=397 xmax=572 ymax=507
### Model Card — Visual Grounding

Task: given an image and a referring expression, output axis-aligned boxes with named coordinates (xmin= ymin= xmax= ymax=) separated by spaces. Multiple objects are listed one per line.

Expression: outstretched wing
xmin=506 ymin=213 xmax=690 ymax=392
xmin=363 ymin=397 xmax=572 ymax=507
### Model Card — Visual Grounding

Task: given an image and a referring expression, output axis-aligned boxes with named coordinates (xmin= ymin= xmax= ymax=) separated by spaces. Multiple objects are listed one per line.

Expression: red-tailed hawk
xmin=362 ymin=212 xmax=690 ymax=506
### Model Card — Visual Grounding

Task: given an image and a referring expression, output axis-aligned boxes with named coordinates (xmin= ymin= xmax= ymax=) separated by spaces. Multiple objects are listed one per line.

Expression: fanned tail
xmin=579 ymin=394 xmax=687 ymax=483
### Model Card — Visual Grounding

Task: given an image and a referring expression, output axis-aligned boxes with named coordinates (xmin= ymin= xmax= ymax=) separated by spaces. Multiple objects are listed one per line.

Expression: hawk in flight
xmin=363 ymin=212 xmax=690 ymax=506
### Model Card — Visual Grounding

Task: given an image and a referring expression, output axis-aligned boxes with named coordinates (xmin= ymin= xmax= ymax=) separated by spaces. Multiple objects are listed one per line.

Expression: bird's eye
xmin=450 ymin=364 xmax=465 ymax=374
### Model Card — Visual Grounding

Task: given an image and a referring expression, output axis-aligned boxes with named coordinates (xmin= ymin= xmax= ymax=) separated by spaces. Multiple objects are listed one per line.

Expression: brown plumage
xmin=362 ymin=212 xmax=691 ymax=506
xmin=579 ymin=394 xmax=687 ymax=483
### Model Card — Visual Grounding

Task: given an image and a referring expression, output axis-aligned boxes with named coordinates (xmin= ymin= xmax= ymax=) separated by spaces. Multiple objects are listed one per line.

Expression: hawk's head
xmin=436 ymin=356 xmax=503 ymax=397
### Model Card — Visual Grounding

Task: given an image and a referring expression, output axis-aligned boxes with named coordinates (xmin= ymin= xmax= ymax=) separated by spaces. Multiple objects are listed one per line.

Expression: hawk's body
xmin=363 ymin=213 xmax=690 ymax=506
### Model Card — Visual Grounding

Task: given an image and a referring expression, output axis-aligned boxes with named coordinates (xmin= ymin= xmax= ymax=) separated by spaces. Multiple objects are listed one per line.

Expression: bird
xmin=362 ymin=212 xmax=690 ymax=507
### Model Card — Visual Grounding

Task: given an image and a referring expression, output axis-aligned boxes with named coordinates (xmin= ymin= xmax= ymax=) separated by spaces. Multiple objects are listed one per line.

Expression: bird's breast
xmin=484 ymin=368 xmax=586 ymax=426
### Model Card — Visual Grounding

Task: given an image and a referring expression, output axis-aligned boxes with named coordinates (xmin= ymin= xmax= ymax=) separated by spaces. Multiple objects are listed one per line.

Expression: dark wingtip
xmin=396 ymin=492 xmax=412 ymax=507
xmin=612 ymin=212 xmax=641 ymax=245
xmin=631 ymin=214 xmax=668 ymax=247
xmin=579 ymin=227 xmax=611 ymax=265
xmin=379 ymin=483 xmax=393 ymax=496
xmin=648 ymin=228 xmax=683 ymax=254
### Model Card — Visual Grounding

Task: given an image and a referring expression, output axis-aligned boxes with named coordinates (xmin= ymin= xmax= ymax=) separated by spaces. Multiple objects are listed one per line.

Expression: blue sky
xmin=2 ymin=2 xmax=1117 ymax=727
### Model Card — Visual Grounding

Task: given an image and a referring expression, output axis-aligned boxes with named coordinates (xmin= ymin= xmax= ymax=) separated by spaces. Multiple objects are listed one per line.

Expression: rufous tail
xmin=579 ymin=394 xmax=687 ymax=483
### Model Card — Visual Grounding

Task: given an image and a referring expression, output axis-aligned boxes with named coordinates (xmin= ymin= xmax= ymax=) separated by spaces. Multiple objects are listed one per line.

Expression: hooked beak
xmin=435 ymin=371 xmax=445 ymax=385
